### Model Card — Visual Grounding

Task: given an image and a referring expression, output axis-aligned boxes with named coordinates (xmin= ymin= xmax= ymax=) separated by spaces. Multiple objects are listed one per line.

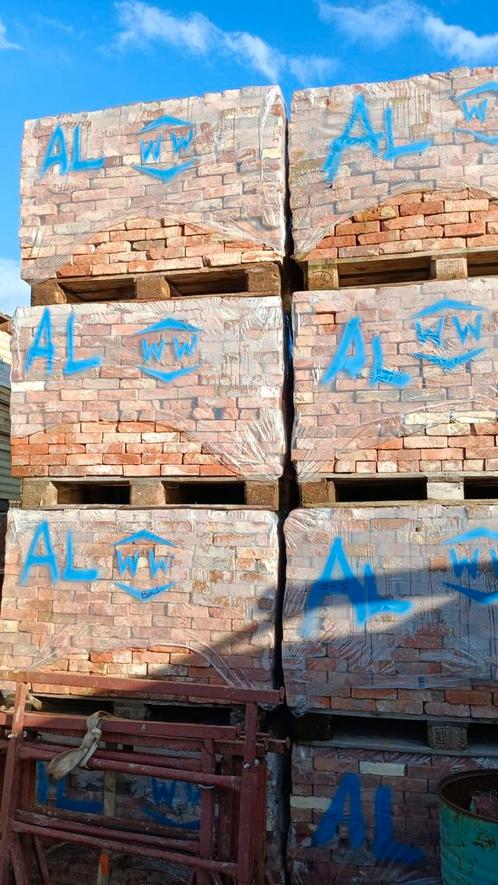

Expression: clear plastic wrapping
xmin=289 ymin=66 xmax=498 ymax=257
xmin=288 ymin=743 xmax=498 ymax=884
xmin=20 ymin=86 xmax=286 ymax=282
xmin=0 ymin=507 xmax=279 ymax=687
xmin=10 ymin=297 xmax=286 ymax=480
xmin=283 ymin=504 xmax=498 ymax=711
xmin=292 ymin=279 xmax=498 ymax=480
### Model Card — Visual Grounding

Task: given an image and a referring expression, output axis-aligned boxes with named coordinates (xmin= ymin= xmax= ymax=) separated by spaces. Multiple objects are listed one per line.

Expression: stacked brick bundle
xmin=10 ymin=297 xmax=285 ymax=480
xmin=286 ymin=66 xmax=498 ymax=884
xmin=289 ymin=67 xmax=498 ymax=261
xmin=292 ymin=278 xmax=498 ymax=479
xmin=283 ymin=504 xmax=498 ymax=717
xmin=288 ymin=744 xmax=498 ymax=884
xmin=0 ymin=507 xmax=279 ymax=684
xmin=21 ymin=87 xmax=286 ymax=282
xmin=306 ymin=189 xmax=498 ymax=262
xmin=50 ymin=218 xmax=278 ymax=280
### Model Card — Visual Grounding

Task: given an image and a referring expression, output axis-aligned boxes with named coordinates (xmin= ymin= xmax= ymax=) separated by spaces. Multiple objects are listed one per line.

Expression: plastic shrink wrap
xmin=288 ymin=743 xmax=498 ymax=884
xmin=283 ymin=505 xmax=498 ymax=713
xmin=21 ymin=86 xmax=286 ymax=282
xmin=0 ymin=507 xmax=279 ymax=687
xmin=289 ymin=66 xmax=498 ymax=258
xmin=292 ymin=279 xmax=498 ymax=480
xmin=10 ymin=296 xmax=286 ymax=480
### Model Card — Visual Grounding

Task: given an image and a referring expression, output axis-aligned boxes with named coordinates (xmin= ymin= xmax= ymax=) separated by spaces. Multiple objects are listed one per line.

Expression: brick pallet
xmin=283 ymin=504 xmax=498 ymax=720
xmin=10 ymin=296 xmax=286 ymax=494
xmin=289 ymin=68 xmax=498 ymax=266
xmin=291 ymin=278 xmax=498 ymax=482
xmin=21 ymin=87 xmax=286 ymax=285
xmin=288 ymin=740 xmax=498 ymax=884
xmin=0 ymin=507 xmax=280 ymax=687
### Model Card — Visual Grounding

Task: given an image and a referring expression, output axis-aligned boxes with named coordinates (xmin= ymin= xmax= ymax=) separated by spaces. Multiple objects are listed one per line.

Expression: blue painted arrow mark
xmin=411 ymin=348 xmax=485 ymax=370
xmin=113 ymin=530 xmax=175 ymax=548
xmin=413 ymin=299 xmax=485 ymax=319
xmin=137 ymin=363 xmax=202 ymax=383
xmin=133 ymin=159 xmax=195 ymax=181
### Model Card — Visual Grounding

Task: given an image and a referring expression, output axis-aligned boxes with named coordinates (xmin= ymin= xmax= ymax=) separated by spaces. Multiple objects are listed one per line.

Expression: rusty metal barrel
xmin=440 ymin=771 xmax=498 ymax=884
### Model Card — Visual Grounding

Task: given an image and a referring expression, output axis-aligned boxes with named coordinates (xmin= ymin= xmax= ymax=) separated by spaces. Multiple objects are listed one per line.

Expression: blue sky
xmin=1 ymin=0 xmax=498 ymax=313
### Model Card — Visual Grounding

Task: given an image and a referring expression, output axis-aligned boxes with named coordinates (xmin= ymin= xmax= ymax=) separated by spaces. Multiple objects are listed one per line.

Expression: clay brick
xmin=11 ymin=298 xmax=285 ymax=481
xmin=400 ymin=201 xmax=444 ymax=216
xmin=21 ymin=88 xmax=286 ymax=281
xmin=0 ymin=507 xmax=279 ymax=686
xmin=292 ymin=279 xmax=497 ymax=479
xmin=288 ymin=745 xmax=496 ymax=884
xmin=289 ymin=68 xmax=498 ymax=259
xmin=283 ymin=504 xmax=498 ymax=714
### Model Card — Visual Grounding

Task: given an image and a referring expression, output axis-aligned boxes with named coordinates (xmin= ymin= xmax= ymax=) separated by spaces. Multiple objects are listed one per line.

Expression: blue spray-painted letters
xmin=113 ymin=530 xmax=176 ymax=602
xmin=323 ymin=94 xmax=432 ymax=183
xmin=321 ymin=316 xmax=409 ymax=389
xmin=40 ymin=125 xmax=104 ymax=176
xmin=133 ymin=115 xmax=195 ymax=181
xmin=36 ymin=762 xmax=103 ymax=814
xmin=443 ymin=527 xmax=498 ymax=604
xmin=24 ymin=308 xmax=55 ymax=375
xmin=313 ymin=773 xmax=424 ymax=866
xmin=24 ymin=308 xmax=103 ymax=378
xmin=454 ymin=83 xmax=498 ymax=145
xmin=300 ymin=536 xmax=411 ymax=638
xmin=411 ymin=299 xmax=486 ymax=371
xmin=20 ymin=520 xmax=100 ymax=586
xmin=134 ymin=317 xmax=202 ymax=383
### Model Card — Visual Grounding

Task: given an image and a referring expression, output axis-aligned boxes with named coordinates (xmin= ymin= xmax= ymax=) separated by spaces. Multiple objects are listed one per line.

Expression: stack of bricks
xmin=9 ymin=297 xmax=286 ymax=483
xmin=51 ymin=219 xmax=278 ymax=280
xmin=289 ymin=67 xmax=498 ymax=263
xmin=288 ymin=745 xmax=498 ymax=884
xmin=21 ymin=87 xmax=286 ymax=283
xmin=8 ymin=66 xmax=498 ymax=884
xmin=0 ymin=507 xmax=279 ymax=684
xmin=3 ymin=85 xmax=288 ymax=884
xmin=283 ymin=503 xmax=498 ymax=718
xmin=291 ymin=277 xmax=498 ymax=479
xmin=286 ymin=66 xmax=498 ymax=884
xmin=305 ymin=188 xmax=498 ymax=262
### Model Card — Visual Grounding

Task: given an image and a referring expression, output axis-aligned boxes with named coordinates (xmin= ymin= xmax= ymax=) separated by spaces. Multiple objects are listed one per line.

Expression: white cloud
xmin=223 ymin=31 xmax=285 ymax=81
xmin=0 ymin=260 xmax=30 ymax=317
xmin=116 ymin=3 xmax=216 ymax=53
xmin=289 ymin=54 xmax=338 ymax=84
xmin=318 ymin=0 xmax=418 ymax=47
xmin=114 ymin=1 xmax=334 ymax=84
xmin=0 ymin=20 xmax=21 ymax=50
xmin=318 ymin=0 xmax=498 ymax=64
xmin=422 ymin=14 xmax=498 ymax=63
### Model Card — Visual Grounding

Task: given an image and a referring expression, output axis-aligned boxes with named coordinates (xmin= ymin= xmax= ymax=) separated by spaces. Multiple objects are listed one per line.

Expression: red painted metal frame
xmin=0 ymin=672 xmax=285 ymax=884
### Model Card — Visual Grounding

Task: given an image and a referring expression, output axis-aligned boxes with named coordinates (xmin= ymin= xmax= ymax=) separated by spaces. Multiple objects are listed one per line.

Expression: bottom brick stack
xmin=0 ymin=507 xmax=279 ymax=687
xmin=288 ymin=742 xmax=498 ymax=884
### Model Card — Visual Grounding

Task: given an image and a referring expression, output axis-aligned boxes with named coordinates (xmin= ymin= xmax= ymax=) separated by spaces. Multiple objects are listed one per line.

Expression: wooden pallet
xmin=21 ymin=475 xmax=288 ymax=510
xmin=31 ymin=262 xmax=282 ymax=306
xmin=298 ymin=473 xmax=498 ymax=507
xmin=299 ymin=248 xmax=498 ymax=290
xmin=291 ymin=710 xmax=476 ymax=751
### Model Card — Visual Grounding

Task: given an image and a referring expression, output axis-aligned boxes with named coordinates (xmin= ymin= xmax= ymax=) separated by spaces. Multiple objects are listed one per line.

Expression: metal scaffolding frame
xmin=0 ymin=673 xmax=286 ymax=885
